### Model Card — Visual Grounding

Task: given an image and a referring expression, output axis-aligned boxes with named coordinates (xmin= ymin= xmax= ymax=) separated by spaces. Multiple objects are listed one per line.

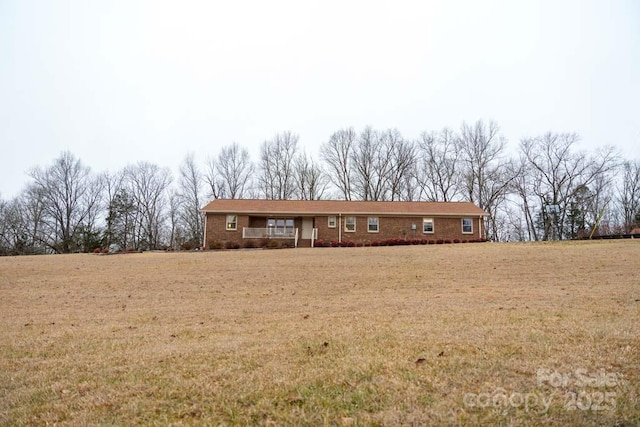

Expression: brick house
xmin=201 ymin=199 xmax=488 ymax=248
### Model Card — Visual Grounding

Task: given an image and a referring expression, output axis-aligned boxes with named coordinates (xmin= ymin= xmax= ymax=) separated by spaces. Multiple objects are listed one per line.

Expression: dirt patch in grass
xmin=1 ymin=240 xmax=639 ymax=425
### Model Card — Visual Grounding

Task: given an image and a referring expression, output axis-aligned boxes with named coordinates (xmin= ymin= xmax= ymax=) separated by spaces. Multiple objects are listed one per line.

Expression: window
xmin=462 ymin=218 xmax=473 ymax=234
xmin=267 ymin=218 xmax=295 ymax=236
xmin=423 ymin=218 xmax=434 ymax=233
xmin=328 ymin=216 xmax=337 ymax=228
xmin=368 ymin=217 xmax=379 ymax=233
xmin=285 ymin=219 xmax=294 ymax=235
xmin=345 ymin=216 xmax=356 ymax=232
xmin=226 ymin=215 xmax=238 ymax=231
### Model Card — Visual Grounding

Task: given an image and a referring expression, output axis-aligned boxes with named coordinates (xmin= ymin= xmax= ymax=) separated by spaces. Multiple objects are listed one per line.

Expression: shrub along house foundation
xmin=201 ymin=199 xmax=488 ymax=248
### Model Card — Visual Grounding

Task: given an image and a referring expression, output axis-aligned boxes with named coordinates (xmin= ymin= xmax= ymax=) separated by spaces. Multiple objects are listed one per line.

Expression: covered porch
xmin=243 ymin=216 xmax=318 ymax=248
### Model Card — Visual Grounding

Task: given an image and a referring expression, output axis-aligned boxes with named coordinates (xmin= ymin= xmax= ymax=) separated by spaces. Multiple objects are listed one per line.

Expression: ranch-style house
xmin=201 ymin=199 xmax=488 ymax=248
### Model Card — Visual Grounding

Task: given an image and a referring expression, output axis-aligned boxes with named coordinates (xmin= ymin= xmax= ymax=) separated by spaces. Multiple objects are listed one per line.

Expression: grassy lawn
xmin=1 ymin=240 xmax=638 ymax=425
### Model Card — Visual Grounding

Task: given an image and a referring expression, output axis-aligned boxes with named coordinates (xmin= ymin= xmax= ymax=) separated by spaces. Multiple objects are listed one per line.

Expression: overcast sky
xmin=1 ymin=0 xmax=639 ymax=199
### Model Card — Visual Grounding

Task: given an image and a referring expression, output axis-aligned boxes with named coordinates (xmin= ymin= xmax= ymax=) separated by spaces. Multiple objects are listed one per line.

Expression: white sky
xmin=1 ymin=0 xmax=639 ymax=199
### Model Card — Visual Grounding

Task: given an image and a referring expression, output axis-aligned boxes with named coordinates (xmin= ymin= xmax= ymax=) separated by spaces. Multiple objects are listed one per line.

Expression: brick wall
xmin=314 ymin=215 xmax=483 ymax=243
xmin=205 ymin=213 xmax=248 ymax=248
xmin=205 ymin=213 xmax=484 ymax=248
xmin=313 ymin=216 xmax=341 ymax=242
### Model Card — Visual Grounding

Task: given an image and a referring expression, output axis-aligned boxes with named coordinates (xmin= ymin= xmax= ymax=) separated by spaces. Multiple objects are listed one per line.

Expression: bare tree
xmin=415 ymin=128 xmax=461 ymax=202
xmin=0 ymin=194 xmax=43 ymax=255
xmin=258 ymin=131 xmax=298 ymax=200
xmin=458 ymin=121 xmax=513 ymax=240
xmin=124 ymin=162 xmax=172 ymax=250
xmin=204 ymin=159 xmax=226 ymax=200
xmin=178 ymin=153 xmax=204 ymax=248
xmin=519 ymin=133 xmax=578 ymax=240
xmin=321 ymin=127 xmax=418 ymax=202
xmin=28 ymin=151 xmax=104 ymax=253
xmin=79 ymin=172 xmax=105 ymax=249
xmin=0 ymin=196 xmax=28 ymax=255
xmin=321 ymin=128 xmax=356 ymax=200
xmin=618 ymin=160 xmax=640 ymax=232
xmin=350 ymin=127 xmax=397 ymax=201
xmin=504 ymin=203 xmax=529 ymax=242
xmin=293 ymin=152 xmax=328 ymax=200
xmin=616 ymin=160 xmax=640 ymax=233
xmin=206 ymin=143 xmax=254 ymax=200
xmin=384 ymin=130 xmax=416 ymax=201
xmin=400 ymin=167 xmax=420 ymax=201
xmin=18 ymin=185 xmax=49 ymax=253
xmin=509 ymin=155 xmax=539 ymax=241
xmin=167 ymin=189 xmax=184 ymax=249
xmin=0 ymin=197 xmax=8 ymax=254
xmin=566 ymin=155 xmax=617 ymax=237
xmin=518 ymin=133 xmax=618 ymax=240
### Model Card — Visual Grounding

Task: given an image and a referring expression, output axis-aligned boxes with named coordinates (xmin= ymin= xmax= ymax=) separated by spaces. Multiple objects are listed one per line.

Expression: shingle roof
xmin=201 ymin=199 xmax=487 ymax=217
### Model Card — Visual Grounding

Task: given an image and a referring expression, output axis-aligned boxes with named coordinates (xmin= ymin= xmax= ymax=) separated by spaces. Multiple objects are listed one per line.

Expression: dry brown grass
xmin=1 ymin=240 xmax=639 ymax=426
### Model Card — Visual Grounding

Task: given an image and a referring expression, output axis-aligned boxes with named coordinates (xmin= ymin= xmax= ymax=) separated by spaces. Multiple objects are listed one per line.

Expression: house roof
xmin=201 ymin=199 xmax=488 ymax=217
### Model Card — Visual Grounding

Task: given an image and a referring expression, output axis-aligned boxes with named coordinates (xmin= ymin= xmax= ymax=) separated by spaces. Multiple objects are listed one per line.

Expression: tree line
xmin=1 ymin=120 xmax=639 ymax=255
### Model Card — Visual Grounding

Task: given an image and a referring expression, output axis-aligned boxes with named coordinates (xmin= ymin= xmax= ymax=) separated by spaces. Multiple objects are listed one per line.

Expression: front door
xmin=301 ymin=217 xmax=313 ymax=239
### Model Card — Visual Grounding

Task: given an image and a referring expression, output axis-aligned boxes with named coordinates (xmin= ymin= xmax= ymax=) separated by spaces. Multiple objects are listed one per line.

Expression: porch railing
xmin=242 ymin=227 xmax=297 ymax=239
xmin=242 ymin=227 xmax=319 ymax=248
